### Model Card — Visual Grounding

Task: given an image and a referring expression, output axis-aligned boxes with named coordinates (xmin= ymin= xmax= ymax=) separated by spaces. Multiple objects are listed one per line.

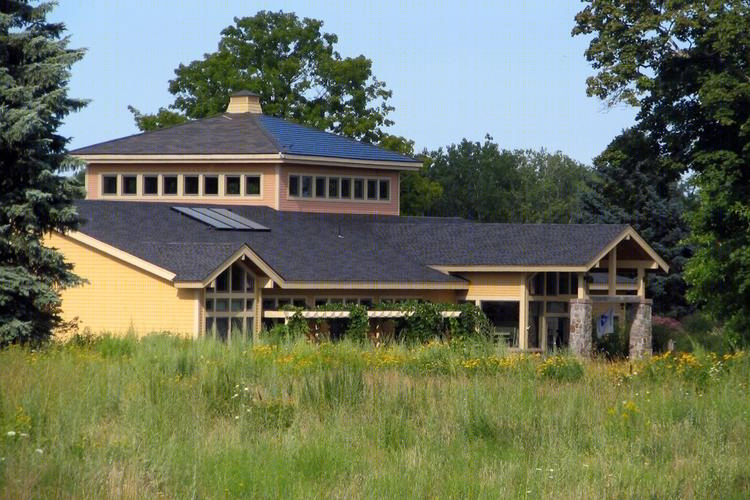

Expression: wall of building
xmin=457 ymin=272 xmax=526 ymax=301
xmin=86 ymin=163 xmax=278 ymax=207
xmin=47 ymin=232 xmax=197 ymax=339
xmin=277 ymin=164 xmax=400 ymax=215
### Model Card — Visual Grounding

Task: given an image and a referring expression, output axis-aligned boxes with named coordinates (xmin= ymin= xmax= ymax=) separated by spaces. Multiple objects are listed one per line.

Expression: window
xmin=215 ymin=299 xmax=229 ymax=312
xmin=315 ymin=176 xmax=326 ymax=198
xmin=184 ymin=175 xmax=199 ymax=195
xmin=231 ymin=264 xmax=244 ymax=292
xmin=122 ymin=175 xmax=137 ymax=195
xmin=341 ymin=178 xmax=351 ymax=198
xmin=225 ymin=175 xmax=241 ymax=195
xmin=328 ymin=177 xmax=339 ymax=198
xmin=215 ymin=269 xmax=229 ymax=292
xmin=245 ymin=175 xmax=260 ymax=196
xmin=367 ymin=179 xmax=378 ymax=200
xmin=288 ymin=175 xmax=300 ymax=197
xmin=204 ymin=176 xmax=218 ymax=195
xmin=379 ymin=179 xmax=390 ymax=200
xmin=231 ymin=299 xmax=244 ymax=312
xmin=546 ymin=272 xmax=557 ymax=296
xmin=301 ymin=176 xmax=313 ymax=197
xmin=559 ymin=272 xmax=570 ymax=295
xmin=102 ymin=175 xmax=118 ymax=195
xmin=163 ymin=175 xmax=178 ymax=195
xmin=143 ymin=175 xmax=158 ymax=195
xmin=353 ymin=178 xmax=364 ymax=199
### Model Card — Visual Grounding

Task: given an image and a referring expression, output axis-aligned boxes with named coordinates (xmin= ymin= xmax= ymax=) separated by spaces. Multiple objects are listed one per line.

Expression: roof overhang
xmin=173 ymin=243 xmax=467 ymax=290
xmin=57 ymin=230 xmax=177 ymax=282
xmin=73 ymin=153 xmax=421 ymax=171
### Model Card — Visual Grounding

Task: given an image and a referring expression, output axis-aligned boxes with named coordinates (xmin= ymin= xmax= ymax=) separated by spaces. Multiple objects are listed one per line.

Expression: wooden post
xmin=577 ymin=272 xmax=588 ymax=299
xmin=637 ymin=267 xmax=646 ymax=298
xmin=539 ymin=304 xmax=548 ymax=351
xmin=608 ymin=247 xmax=617 ymax=296
xmin=253 ymin=277 xmax=267 ymax=341
xmin=518 ymin=277 xmax=529 ymax=350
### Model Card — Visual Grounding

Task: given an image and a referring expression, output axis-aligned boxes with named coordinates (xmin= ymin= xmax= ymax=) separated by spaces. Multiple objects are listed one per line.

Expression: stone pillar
xmin=629 ymin=299 xmax=652 ymax=359
xmin=569 ymin=298 xmax=593 ymax=357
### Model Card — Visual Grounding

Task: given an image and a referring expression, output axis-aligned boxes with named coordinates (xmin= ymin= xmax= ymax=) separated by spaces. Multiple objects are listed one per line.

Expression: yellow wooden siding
xmin=460 ymin=272 xmax=526 ymax=300
xmin=47 ymin=232 xmax=196 ymax=339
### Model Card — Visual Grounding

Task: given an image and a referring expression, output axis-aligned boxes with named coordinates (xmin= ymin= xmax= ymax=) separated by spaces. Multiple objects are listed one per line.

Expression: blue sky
xmin=53 ymin=0 xmax=636 ymax=164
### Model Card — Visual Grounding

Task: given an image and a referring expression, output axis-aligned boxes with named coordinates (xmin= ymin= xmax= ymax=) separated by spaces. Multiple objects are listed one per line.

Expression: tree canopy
xmin=131 ymin=11 xmax=394 ymax=143
xmin=0 ymin=0 xmax=85 ymax=345
xmin=414 ymin=137 xmax=591 ymax=223
xmin=574 ymin=1 xmax=750 ymax=342
xmin=577 ymin=128 xmax=694 ymax=317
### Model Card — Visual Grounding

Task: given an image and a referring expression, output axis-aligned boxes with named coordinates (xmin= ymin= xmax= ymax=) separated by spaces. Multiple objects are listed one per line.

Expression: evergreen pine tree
xmin=1 ymin=1 xmax=86 ymax=345
xmin=578 ymin=128 xmax=693 ymax=317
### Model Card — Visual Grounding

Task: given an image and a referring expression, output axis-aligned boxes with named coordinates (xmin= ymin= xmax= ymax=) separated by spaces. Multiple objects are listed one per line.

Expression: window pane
xmin=315 ymin=177 xmax=326 ymax=198
xmin=245 ymin=317 xmax=254 ymax=336
xmin=533 ymin=273 xmax=544 ymax=296
xmin=215 ymin=318 xmax=229 ymax=341
xmin=329 ymin=298 xmax=343 ymax=304
xmin=246 ymin=298 xmax=255 ymax=310
xmin=123 ymin=175 xmax=137 ymax=195
xmin=328 ymin=178 xmax=339 ymax=198
xmin=367 ymin=179 xmax=377 ymax=200
xmin=164 ymin=176 xmax=178 ymax=195
xmin=571 ymin=273 xmax=579 ymax=294
xmin=215 ymin=299 xmax=229 ymax=312
xmin=205 ymin=317 xmax=215 ymax=336
xmin=102 ymin=175 xmax=118 ymax=195
xmin=204 ymin=176 xmax=218 ymax=195
xmin=231 ymin=264 xmax=244 ymax=292
xmin=546 ymin=272 xmax=557 ymax=296
xmin=245 ymin=175 xmax=260 ymax=196
xmin=559 ymin=272 xmax=570 ymax=295
xmin=293 ymin=299 xmax=306 ymax=308
xmin=546 ymin=301 xmax=569 ymax=314
xmin=205 ymin=299 xmax=214 ymax=312
xmin=288 ymin=175 xmax=300 ymax=197
xmin=231 ymin=299 xmax=244 ymax=312
xmin=379 ymin=179 xmax=390 ymax=200
xmin=144 ymin=176 xmax=158 ymax=195
xmin=277 ymin=298 xmax=291 ymax=309
xmin=225 ymin=176 xmax=241 ymax=195
xmin=315 ymin=298 xmax=327 ymax=307
xmin=262 ymin=299 xmax=276 ymax=311
xmin=353 ymin=179 xmax=364 ymax=199
xmin=215 ymin=269 xmax=229 ymax=292
xmin=340 ymin=178 xmax=351 ymax=198
xmin=245 ymin=273 xmax=254 ymax=292
xmin=301 ymin=176 xmax=312 ymax=197
xmin=184 ymin=175 xmax=199 ymax=195
xmin=360 ymin=298 xmax=373 ymax=308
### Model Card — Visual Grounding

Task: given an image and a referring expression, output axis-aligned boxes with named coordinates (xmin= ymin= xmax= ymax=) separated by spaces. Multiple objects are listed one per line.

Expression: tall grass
xmin=0 ymin=335 xmax=748 ymax=499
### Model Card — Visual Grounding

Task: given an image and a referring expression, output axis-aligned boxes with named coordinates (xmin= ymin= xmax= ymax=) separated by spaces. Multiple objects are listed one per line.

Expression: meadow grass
xmin=0 ymin=335 xmax=748 ymax=499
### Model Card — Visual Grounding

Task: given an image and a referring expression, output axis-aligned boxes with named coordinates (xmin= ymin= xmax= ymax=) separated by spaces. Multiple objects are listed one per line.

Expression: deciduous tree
xmin=131 ymin=11 xmax=393 ymax=143
xmin=574 ymin=1 xmax=750 ymax=343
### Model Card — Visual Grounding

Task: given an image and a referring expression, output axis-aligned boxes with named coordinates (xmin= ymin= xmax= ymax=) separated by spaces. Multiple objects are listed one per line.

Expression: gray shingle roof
xmin=69 ymin=201 xmax=630 ymax=285
xmin=70 ymin=113 xmax=419 ymax=164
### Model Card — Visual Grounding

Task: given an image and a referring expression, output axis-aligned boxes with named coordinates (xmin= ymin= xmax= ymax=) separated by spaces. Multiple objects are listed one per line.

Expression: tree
xmin=0 ymin=1 xmax=85 ymax=345
xmin=578 ymin=128 xmax=694 ymax=317
xmin=420 ymin=137 xmax=590 ymax=223
xmin=131 ymin=11 xmax=393 ymax=143
xmin=574 ymin=1 xmax=750 ymax=343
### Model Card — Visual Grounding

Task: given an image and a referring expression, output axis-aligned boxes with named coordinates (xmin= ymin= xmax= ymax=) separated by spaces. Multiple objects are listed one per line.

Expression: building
xmin=52 ymin=92 xmax=668 ymax=356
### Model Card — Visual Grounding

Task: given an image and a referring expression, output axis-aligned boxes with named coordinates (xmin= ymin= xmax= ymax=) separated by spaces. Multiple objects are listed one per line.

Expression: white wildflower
xmin=6 ymin=431 xmax=15 ymax=437
xmin=35 ymin=448 xmax=43 ymax=454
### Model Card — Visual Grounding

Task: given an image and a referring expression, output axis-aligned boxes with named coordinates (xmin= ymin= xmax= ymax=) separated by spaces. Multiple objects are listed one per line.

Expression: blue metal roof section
xmin=257 ymin=115 xmax=420 ymax=163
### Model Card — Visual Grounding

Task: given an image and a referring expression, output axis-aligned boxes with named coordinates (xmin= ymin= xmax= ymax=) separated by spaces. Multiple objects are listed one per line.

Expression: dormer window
xmin=184 ymin=175 xmax=199 ymax=195
xmin=102 ymin=175 xmax=118 ymax=195
xmin=163 ymin=175 xmax=178 ymax=195
xmin=144 ymin=175 xmax=159 ymax=195
xmin=245 ymin=175 xmax=261 ymax=196
xmin=122 ymin=175 xmax=137 ymax=195
xmin=225 ymin=175 xmax=241 ymax=195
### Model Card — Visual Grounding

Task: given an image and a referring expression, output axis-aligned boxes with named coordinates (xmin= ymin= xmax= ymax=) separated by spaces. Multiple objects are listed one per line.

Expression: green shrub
xmin=344 ymin=305 xmax=368 ymax=342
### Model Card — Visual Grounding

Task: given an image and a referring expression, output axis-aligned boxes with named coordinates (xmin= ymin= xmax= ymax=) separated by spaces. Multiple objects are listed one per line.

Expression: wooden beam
xmin=637 ymin=267 xmax=646 ymax=298
xmin=577 ymin=272 xmax=588 ymax=299
xmin=608 ymin=247 xmax=617 ymax=296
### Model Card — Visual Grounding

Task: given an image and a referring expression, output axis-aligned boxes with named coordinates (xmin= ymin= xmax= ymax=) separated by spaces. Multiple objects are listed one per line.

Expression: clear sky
xmin=53 ymin=0 xmax=637 ymax=165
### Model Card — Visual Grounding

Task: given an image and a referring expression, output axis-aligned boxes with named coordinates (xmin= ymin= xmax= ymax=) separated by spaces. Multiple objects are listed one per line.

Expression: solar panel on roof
xmin=171 ymin=206 xmax=269 ymax=231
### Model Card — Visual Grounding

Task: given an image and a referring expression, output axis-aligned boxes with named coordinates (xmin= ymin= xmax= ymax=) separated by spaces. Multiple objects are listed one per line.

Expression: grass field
xmin=1 ymin=335 xmax=749 ymax=499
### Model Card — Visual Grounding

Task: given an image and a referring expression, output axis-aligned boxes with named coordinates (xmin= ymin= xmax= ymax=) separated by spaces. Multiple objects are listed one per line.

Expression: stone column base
xmin=569 ymin=298 xmax=593 ymax=357
xmin=629 ymin=299 xmax=653 ymax=359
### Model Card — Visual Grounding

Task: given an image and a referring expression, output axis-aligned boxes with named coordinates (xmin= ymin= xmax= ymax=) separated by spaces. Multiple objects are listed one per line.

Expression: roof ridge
xmin=247 ymin=113 xmax=284 ymax=152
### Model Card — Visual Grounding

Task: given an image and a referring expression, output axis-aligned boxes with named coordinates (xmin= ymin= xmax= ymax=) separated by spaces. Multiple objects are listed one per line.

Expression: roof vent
xmin=226 ymin=90 xmax=262 ymax=114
